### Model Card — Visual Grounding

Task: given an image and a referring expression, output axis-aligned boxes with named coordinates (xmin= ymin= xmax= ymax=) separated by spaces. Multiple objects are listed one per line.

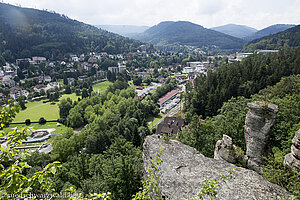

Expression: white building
xmin=257 ymin=50 xmax=279 ymax=55
xmin=183 ymin=67 xmax=193 ymax=74
xmin=236 ymin=53 xmax=253 ymax=61
xmin=10 ymin=87 xmax=29 ymax=99
xmin=46 ymin=82 xmax=60 ymax=90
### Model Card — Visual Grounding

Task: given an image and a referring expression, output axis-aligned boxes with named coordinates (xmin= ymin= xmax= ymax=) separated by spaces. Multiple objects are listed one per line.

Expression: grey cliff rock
xmin=214 ymin=134 xmax=237 ymax=164
xmin=143 ymin=135 xmax=290 ymax=200
xmin=284 ymin=129 xmax=300 ymax=171
xmin=245 ymin=101 xmax=278 ymax=173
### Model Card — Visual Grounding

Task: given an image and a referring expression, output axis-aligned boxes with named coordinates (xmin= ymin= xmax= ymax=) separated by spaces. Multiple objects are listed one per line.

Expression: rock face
xmin=284 ymin=129 xmax=300 ymax=171
xmin=143 ymin=135 xmax=289 ymax=200
xmin=214 ymin=135 xmax=237 ymax=164
xmin=245 ymin=101 xmax=278 ymax=173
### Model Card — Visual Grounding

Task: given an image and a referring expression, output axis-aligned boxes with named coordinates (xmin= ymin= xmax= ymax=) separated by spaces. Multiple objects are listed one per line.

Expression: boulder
xmin=214 ymin=134 xmax=237 ymax=164
xmin=245 ymin=101 xmax=278 ymax=173
xmin=284 ymin=129 xmax=300 ymax=171
xmin=143 ymin=135 xmax=290 ymax=200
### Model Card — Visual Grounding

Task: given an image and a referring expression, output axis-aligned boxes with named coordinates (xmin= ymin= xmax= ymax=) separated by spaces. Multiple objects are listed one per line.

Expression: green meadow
xmin=92 ymin=81 xmax=113 ymax=93
xmin=12 ymin=93 xmax=77 ymax=123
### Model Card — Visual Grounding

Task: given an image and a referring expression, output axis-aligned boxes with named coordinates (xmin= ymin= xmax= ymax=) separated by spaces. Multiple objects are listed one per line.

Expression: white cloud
xmin=3 ymin=0 xmax=300 ymax=29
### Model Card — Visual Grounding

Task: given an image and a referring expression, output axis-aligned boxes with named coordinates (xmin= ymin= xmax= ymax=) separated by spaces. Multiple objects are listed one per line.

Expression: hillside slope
xmin=211 ymin=24 xmax=257 ymax=38
xmin=244 ymin=25 xmax=300 ymax=51
xmin=133 ymin=21 xmax=245 ymax=50
xmin=243 ymin=24 xmax=296 ymax=41
xmin=0 ymin=3 xmax=142 ymax=61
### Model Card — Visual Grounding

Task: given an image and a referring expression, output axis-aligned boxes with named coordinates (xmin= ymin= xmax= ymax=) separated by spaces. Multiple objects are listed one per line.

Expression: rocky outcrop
xmin=245 ymin=101 xmax=278 ymax=173
xmin=214 ymin=135 xmax=237 ymax=164
xmin=284 ymin=129 xmax=300 ymax=171
xmin=143 ymin=135 xmax=290 ymax=200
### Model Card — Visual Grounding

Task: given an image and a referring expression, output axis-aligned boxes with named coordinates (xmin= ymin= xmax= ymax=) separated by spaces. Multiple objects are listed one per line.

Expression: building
xmin=67 ymin=78 xmax=75 ymax=85
xmin=16 ymin=58 xmax=31 ymax=65
xmin=108 ymin=67 xmax=119 ymax=74
xmin=88 ymin=56 xmax=97 ymax=63
xmin=140 ymin=44 xmax=147 ymax=52
xmin=157 ymin=90 xmax=179 ymax=107
xmin=10 ymin=87 xmax=29 ymax=99
xmin=257 ymin=50 xmax=279 ymax=55
xmin=155 ymin=117 xmax=185 ymax=135
xmin=183 ymin=67 xmax=193 ymax=74
xmin=38 ymin=75 xmax=52 ymax=83
xmin=175 ymin=76 xmax=187 ymax=83
xmin=118 ymin=63 xmax=127 ymax=73
xmin=2 ymin=76 xmax=15 ymax=87
xmin=136 ymin=72 xmax=151 ymax=79
xmin=32 ymin=57 xmax=46 ymax=64
xmin=34 ymin=84 xmax=47 ymax=93
xmin=46 ymin=82 xmax=60 ymax=90
xmin=236 ymin=53 xmax=253 ymax=61
xmin=96 ymin=71 xmax=106 ymax=78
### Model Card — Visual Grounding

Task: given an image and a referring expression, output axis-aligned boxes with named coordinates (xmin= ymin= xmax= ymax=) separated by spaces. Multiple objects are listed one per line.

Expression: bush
xmin=25 ymin=119 xmax=31 ymax=125
xmin=39 ymin=117 xmax=47 ymax=125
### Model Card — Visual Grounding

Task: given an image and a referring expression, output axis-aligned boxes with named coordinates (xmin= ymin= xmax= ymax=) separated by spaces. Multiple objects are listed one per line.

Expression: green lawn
xmin=148 ymin=113 xmax=166 ymax=129
xmin=3 ymin=122 xmax=69 ymax=135
xmin=12 ymin=93 xmax=77 ymax=123
xmin=92 ymin=81 xmax=113 ymax=93
xmin=170 ymin=74 xmax=188 ymax=78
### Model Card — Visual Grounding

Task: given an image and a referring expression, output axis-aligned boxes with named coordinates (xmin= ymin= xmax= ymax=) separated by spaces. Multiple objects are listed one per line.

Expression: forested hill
xmin=184 ymin=47 xmax=300 ymax=118
xmin=133 ymin=21 xmax=245 ymax=50
xmin=210 ymin=24 xmax=257 ymax=39
xmin=0 ymin=3 xmax=143 ymax=61
xmin=243 ymin=24 xmax=296 ymax=41
xmin=243 ymin=25 xmax=300 ymax=52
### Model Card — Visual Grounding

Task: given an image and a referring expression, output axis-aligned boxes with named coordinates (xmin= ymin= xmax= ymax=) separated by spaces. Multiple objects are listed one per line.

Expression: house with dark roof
xmin=155 ymin=117 xmax=185 ymax=136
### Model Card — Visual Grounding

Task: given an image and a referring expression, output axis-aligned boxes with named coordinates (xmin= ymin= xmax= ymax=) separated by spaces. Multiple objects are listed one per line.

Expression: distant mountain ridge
xmin=243 ymin=24 xmax=296 ymax=41
xmin=243 ymin=25 xmax=300 ymax=51
xmin=133 ymin=21 xmax=245 ymax=50
xmin=96 ymin=25 xmax=149 ymax=37
xmin=0 ymin=3 xmax=142 ymax=61
xmin=211 ymin=24 xmax=257 ymax=38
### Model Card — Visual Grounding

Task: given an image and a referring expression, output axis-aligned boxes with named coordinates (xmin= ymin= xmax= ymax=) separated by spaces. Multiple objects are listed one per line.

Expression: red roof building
xmin=157 ymin=90 xmax=179 ymax=107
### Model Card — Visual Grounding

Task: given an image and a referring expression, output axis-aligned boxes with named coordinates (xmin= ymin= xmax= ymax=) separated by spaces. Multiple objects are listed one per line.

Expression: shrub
xmin=39 ymin=117 xmax=47 ymax=125
xmin=25 ymin=119 xmax=31 ymax=125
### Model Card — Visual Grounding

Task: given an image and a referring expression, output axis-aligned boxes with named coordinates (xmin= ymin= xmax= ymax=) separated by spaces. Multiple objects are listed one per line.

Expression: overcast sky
xmin=3 ymin=0 xmax=300 ymax=30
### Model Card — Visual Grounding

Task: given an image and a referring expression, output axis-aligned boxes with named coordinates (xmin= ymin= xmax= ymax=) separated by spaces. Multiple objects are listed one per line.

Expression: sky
xmin=2 ymin=0 xmax=300 ymax=30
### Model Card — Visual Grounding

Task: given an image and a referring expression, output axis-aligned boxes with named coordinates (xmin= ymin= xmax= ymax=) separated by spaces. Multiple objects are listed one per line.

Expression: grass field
xmin=12 ymin=93 xmax=77 ymax=123
xmin=3 ymin=121 xmax=69 ymax=135
xmin=92 ymin=81 xmax=113 ymax=93
xmin=170 ymin=74 xmax=188 ymax=78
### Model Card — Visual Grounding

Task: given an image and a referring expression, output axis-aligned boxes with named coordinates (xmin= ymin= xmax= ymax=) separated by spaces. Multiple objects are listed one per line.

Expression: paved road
xmin=150 ymin=102 xmax=183 ymax=130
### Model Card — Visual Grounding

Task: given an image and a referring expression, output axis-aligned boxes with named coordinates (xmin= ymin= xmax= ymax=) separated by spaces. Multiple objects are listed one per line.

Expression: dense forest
xmin=184 ymin=47 xmax=300 ymax=119
xmin=243 ymin=25 xmax=300 ymax=52
xmin=133 ymin=21 xmax=245 ymax=51
xmin=243 ymin=24 xmax=296 ymax=41
xmin=179 ymin=74 xmax=300 ymax=196
xmin=0 ymin=3 xmax=143 ymax=62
